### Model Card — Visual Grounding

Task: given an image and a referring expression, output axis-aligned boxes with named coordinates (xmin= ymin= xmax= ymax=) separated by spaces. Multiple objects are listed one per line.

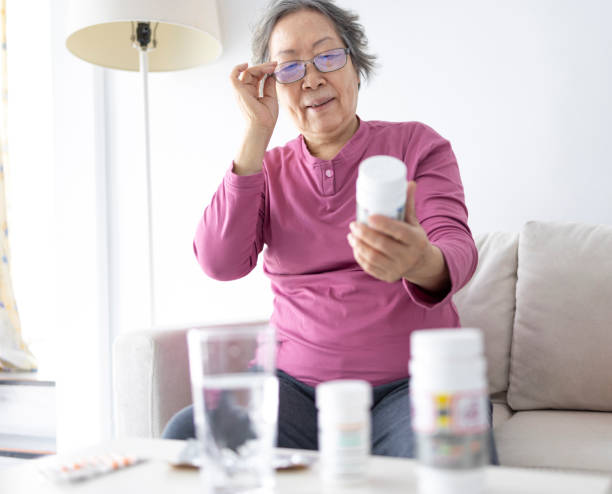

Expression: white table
xmin=1 ymin=438 xmax=610 ymax=493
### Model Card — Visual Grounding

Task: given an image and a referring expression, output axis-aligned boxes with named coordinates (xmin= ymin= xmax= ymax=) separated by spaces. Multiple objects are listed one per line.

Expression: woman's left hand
xmin=347 ymin=181 xmax=451 ymax=294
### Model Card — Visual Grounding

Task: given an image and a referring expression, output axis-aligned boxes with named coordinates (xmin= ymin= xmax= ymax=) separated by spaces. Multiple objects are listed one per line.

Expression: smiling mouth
xmin=308 ymin=98 xmax=334 ymax=109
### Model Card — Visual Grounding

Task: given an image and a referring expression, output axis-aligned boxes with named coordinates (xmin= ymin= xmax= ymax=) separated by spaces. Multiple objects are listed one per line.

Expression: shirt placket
xmin=321 ymin=163 xmax=336 ymax=196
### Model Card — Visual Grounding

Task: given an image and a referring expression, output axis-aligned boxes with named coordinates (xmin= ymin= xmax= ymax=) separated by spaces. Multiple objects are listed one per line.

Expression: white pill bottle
xmin=316 ymin=380 xmax=372 ymax=485
xmin=409 ymin=328 xmax=490 ymax=494
xmin=356 ymin=155 xmax=407 ymax=223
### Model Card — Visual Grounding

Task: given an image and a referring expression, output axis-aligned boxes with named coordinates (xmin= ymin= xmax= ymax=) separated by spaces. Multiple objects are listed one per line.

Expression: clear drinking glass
xmin=188 ymin=324 xmax=278 ymax=494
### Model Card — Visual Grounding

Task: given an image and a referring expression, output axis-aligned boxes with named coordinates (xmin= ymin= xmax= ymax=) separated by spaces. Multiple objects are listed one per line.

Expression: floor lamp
xmin=65 ymin=0 xmax=222 ymax=327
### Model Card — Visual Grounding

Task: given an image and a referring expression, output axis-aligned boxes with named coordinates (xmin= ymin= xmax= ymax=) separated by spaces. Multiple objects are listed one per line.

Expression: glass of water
xmin=188 ymin=324 xmax=278 ymax=494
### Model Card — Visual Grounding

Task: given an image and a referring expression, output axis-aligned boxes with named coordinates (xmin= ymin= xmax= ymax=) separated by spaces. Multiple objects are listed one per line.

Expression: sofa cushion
xmin=492 ymin=402 xmax=513 ymax=430
xmin=453 ymin=232 xmax=518 ymax=395
xmin=113 ymin=329 xmax=191 ymax=438
xmin=494 ymin=410 xmax=612 ymax=472
xmin=508 ymin=221 xmax=612 ymax=411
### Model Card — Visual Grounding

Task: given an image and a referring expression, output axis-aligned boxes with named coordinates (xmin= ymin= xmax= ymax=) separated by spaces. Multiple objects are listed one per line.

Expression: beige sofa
xmin=113 ymin=221 xmax=612 ymax=473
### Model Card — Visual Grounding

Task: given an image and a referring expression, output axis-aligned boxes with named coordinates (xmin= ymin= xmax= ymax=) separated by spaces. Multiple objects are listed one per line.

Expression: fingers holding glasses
xmin=261 ymin=72 xmax=278 ymax=100
xmin=230 ymin=61 xmax=279 ymax=133
xmin=231 ymin=61 xmax=277 ymax=89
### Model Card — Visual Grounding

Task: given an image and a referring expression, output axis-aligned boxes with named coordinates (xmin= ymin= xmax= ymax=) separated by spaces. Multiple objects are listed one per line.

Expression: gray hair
xmin=251 ymin=0 xmax=377 ymax=85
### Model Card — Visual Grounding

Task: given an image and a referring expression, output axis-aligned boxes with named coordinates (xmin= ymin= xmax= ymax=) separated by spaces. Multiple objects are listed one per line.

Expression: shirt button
xmin=325 ymin=169 xmax=334 ymax=178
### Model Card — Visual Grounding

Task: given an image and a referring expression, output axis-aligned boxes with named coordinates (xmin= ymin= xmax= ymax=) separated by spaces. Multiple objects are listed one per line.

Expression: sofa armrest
xmin=113 ymin=328 xmax=191 ymax=438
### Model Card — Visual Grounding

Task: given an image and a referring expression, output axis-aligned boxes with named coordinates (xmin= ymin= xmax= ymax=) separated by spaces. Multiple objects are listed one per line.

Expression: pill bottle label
xmin=357 ymin=204 xmax=405 ymax=224
xmin=411 ymin=389 xmax=489 ymax=469
xmin=319 ymin=421 xmax=369 ymax=478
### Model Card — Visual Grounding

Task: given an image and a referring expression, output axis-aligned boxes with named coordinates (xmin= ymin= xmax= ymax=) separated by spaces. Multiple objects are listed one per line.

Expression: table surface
xmin=1 ymin=438 xmax=610 ymax=493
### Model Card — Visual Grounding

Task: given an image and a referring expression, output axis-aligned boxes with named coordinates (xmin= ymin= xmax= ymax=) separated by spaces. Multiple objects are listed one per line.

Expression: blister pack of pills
xmin=40 ymin=453 xmax=147 ymax=482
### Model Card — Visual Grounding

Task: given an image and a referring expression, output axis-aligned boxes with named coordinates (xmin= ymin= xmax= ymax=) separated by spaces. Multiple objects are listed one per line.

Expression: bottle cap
xmin=357 ymin=155 xmax=406 ymax=185
xmin=410 ymin=328 xmax=484 ymax=361
xmin=356 ymin=155 xmax=407 ymax=214
xmin=316 ymin=380 xmax=372 ymax=411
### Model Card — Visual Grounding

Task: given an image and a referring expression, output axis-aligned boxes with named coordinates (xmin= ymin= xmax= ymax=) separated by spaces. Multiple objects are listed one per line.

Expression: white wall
xmin=356 ymin=1 xmax=612 ymax=234
xmin=105 ymin=0 xmax=612 ymax=333
xmin=52 ymin=0 xmax=112 ymax=451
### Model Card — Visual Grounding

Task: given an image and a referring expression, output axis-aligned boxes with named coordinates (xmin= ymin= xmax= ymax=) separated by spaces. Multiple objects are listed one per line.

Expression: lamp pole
xmin=134 ymin=22 xmax=156 ymax=327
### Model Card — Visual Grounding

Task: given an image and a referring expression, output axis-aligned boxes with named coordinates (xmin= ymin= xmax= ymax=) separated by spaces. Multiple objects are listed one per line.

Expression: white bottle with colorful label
xmin=316 ymin=379 xmax=372 ymax=485
xmin=409 ymin=328 xmax=489 ymax=494
xmin=356 ymin=155 xmax=407 ymax=224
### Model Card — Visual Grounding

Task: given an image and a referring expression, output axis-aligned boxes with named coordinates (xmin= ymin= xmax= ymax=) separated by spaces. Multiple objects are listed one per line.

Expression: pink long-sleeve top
xmin=194 ymin=119 xmax=477 ymax=386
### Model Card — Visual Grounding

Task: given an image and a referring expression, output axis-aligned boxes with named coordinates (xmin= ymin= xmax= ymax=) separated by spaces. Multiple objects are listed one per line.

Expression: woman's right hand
xmin=230 ymin=61 xmax=279 ymax=136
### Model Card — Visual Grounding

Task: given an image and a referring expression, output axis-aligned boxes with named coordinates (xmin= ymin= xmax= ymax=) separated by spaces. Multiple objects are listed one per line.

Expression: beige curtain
xmin=0 ymin=0 xmax=36 ymax=371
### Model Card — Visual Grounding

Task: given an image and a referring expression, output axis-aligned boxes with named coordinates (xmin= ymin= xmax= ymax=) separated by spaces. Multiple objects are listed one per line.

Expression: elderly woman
xmin=164 ymin=0 xmax=498 ymax=463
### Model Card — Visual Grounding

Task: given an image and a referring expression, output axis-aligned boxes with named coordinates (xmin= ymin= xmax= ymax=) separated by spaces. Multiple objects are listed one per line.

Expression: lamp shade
xmin=66 ymin=0 xmax=222 ymax=71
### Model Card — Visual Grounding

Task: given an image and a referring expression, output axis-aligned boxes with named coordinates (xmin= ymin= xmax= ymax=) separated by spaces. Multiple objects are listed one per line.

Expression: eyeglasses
xmin=273 ymin=47 xmax=350 ymax=84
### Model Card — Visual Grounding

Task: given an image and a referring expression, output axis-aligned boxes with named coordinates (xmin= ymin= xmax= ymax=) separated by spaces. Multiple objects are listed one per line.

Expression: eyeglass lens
xmin=274 ymin=48 xmax=347 ymax=84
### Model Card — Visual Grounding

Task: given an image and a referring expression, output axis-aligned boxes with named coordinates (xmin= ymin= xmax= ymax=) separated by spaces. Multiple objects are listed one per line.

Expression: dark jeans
xmin=162 ymin=369 xmax=499 ymax=464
